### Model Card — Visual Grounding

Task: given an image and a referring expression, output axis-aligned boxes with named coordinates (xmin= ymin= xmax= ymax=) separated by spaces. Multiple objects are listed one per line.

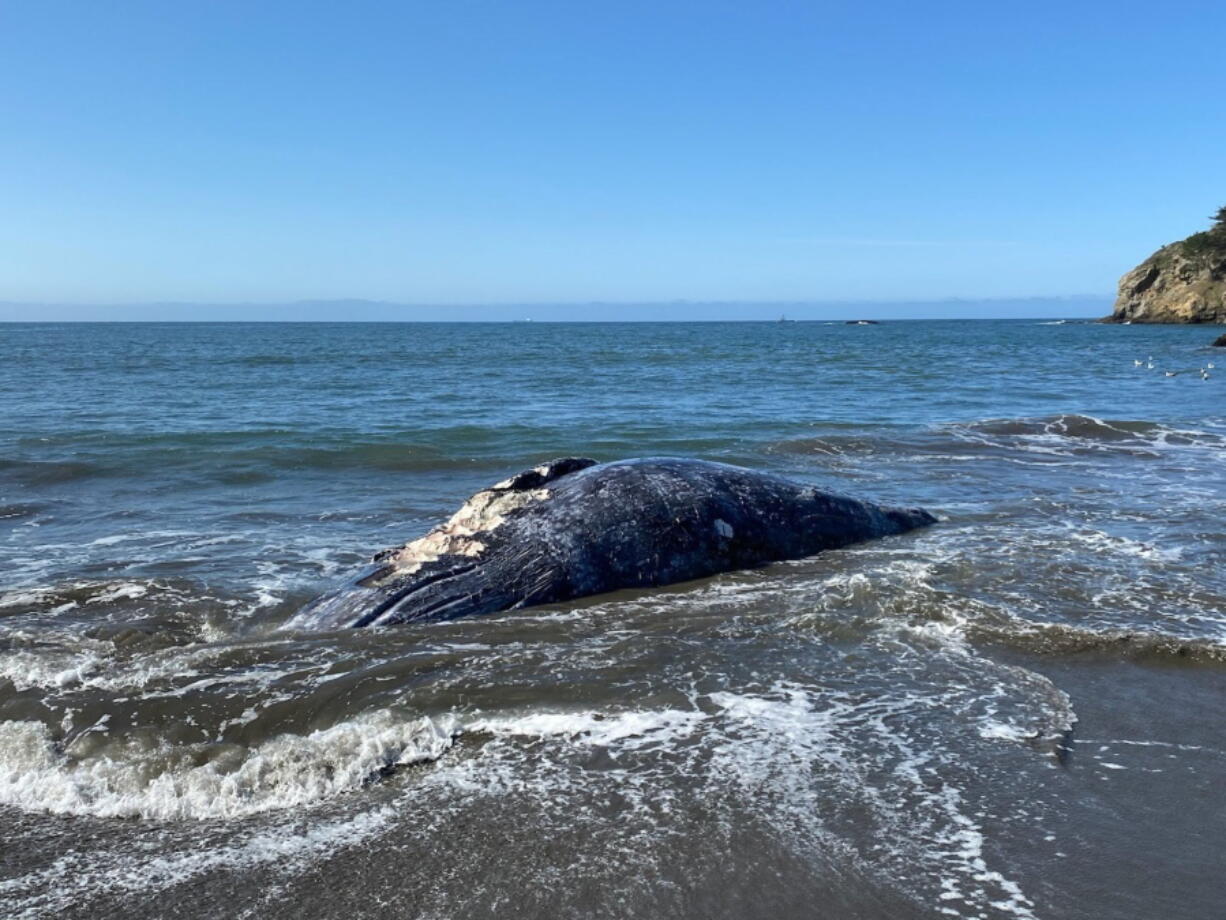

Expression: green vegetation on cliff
xmin=1175 ymin=206 xmax=1226 ymax=265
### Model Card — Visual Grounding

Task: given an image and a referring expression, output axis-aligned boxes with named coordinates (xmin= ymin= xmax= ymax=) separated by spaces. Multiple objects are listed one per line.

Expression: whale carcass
xmin=286 ymin=457 xmax=936 ymax=630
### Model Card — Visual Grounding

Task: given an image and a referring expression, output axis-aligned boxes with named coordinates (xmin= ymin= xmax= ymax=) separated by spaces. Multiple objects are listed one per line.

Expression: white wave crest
xmin=470 ymin=708 xmax=707 ymax=751
xmin=0 ymin=709 xmax=455 ymax=820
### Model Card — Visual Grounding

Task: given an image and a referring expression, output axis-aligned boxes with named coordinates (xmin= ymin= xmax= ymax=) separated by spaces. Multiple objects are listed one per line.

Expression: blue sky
xmin=1 ymin=1 xmax=1222 ymax=317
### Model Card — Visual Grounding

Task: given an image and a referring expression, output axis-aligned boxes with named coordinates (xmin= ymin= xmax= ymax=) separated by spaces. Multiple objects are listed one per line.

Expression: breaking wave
xmin=0 ymin=710 xmax=456 ymax=820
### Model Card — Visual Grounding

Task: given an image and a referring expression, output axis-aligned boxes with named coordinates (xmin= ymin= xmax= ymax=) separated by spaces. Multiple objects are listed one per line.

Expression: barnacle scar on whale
xmin=285 ymin=457 xmax=937 ymax=630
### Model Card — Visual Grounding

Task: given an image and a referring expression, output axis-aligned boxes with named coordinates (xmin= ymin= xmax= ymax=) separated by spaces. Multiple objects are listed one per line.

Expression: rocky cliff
xmin=1106 ymin=212 xmax=1226 ymax=324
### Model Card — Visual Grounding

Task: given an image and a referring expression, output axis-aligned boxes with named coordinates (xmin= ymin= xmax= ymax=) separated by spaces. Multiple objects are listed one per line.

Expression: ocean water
xmin=1 ymin=319 xmax=1223 ymax=919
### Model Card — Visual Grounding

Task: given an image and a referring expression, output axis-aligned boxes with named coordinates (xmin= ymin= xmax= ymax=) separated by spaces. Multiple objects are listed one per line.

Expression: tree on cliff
xmin=1181 ymin=206 xmax=1226 ymax=261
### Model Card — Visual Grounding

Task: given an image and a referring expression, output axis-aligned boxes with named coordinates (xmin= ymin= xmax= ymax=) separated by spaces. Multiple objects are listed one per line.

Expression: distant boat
xmin=778 ymin=314 xmax=795 ymax=323
xmin=845 ymin=320 xmax=879 ymax=325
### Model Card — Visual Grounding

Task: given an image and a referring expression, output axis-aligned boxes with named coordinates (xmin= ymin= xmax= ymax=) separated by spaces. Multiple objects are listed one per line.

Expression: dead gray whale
xmin=286 ymin=457 xmax=936 ymax=630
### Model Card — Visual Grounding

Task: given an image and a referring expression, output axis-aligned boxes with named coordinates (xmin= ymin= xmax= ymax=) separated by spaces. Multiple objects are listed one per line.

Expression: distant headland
xmin=1105 ymin=206 xmax=1226 ymax=324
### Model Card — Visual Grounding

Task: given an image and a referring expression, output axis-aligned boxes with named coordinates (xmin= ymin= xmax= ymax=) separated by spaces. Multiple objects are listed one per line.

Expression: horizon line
xmin=0 ymin=316 xmax=1112 ymax=325
xmin=0 ymin=295 xmax=1111 ymax=309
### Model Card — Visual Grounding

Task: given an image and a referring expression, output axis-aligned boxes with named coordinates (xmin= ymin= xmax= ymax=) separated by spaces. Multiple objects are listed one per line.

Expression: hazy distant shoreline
xmin=0 ymin=296 xmax=1111 ymax=323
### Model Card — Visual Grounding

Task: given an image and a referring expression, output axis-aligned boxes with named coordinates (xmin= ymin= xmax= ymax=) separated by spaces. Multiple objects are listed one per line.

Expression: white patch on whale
xmin=381 ymin=485 xmax=551 ymax=577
